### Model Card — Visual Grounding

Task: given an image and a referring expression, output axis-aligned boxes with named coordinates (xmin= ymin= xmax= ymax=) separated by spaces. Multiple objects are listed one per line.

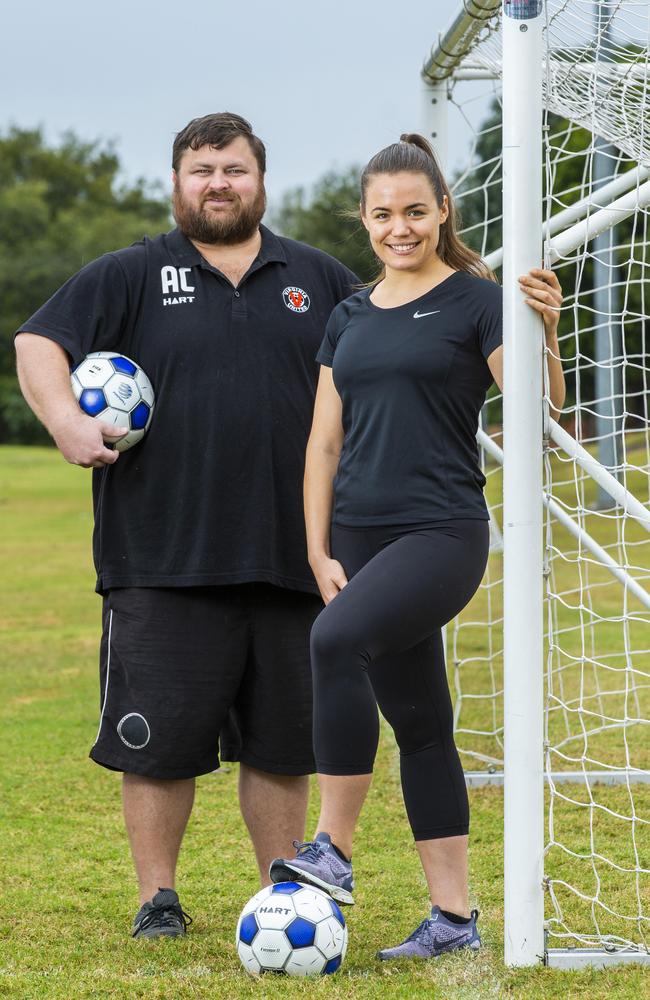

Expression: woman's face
xmin=361 ymin=170 xmax=448 ymax=275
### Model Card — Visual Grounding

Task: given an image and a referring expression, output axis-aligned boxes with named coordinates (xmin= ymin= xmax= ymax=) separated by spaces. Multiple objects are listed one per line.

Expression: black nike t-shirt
xmin=316 ymin=270 xmax=502 ymax=525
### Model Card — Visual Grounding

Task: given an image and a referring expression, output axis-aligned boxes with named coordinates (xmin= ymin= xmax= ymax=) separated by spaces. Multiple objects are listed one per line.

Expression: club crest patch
xmin=282 ymin=286 xmax=311 ymax=313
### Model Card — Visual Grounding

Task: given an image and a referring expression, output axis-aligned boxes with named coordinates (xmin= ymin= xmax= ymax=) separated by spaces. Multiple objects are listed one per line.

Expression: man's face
xmin=172 ymin=137 xmax=266 ymax=245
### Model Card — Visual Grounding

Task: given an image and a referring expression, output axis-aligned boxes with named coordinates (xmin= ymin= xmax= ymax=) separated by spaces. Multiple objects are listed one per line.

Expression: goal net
xmin=422 ymin=0 xmax=650 ymax=968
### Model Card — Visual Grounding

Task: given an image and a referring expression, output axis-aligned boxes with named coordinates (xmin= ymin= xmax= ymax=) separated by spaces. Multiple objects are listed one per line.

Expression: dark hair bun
xmin=399 ymin=133 xmax=436 ymax=160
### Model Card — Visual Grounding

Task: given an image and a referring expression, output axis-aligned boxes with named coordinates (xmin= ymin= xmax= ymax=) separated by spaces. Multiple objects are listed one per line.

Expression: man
xmin=15 ymin=113 xmax=357 ymax=938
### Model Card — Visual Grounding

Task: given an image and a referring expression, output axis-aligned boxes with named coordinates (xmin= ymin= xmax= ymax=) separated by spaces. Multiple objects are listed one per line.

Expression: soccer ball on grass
xmin=236 ymin=881 xmax=347 ymax=976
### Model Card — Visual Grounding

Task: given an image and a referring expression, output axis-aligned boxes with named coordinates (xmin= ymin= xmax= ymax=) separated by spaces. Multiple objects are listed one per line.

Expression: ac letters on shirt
xmin=160 ymin=266 xmax=195 ymax=294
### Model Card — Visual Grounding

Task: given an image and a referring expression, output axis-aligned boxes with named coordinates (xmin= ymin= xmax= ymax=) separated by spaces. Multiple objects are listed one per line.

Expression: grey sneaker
xmin=269 ymin=832 xmax=355 ymax=905
xmin=132 ymin=887 xmax=193 ymax=939
xmin=377 ymin=906 xmax=480 ymax=960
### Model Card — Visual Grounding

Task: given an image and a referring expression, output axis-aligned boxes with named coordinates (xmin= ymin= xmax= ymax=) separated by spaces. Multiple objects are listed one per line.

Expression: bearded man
xmin=15 ymin=113 xmax=357 ymax=938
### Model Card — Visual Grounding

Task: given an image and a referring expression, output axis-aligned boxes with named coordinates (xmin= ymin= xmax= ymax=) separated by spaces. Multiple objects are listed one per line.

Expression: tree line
xmin=0 ymin=128 xmax=171 ymax=443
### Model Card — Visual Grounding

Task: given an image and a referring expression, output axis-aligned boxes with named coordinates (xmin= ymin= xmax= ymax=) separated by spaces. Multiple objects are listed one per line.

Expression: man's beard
xmin=172 ymin=182 xmax=266 ymax=245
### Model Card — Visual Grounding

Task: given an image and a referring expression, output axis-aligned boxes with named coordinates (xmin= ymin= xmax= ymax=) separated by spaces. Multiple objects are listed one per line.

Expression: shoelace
xmin=408 ymin=912 xmax=476 ymax=945
xmin=293 ymin=839 xmax=326 ymax=863
xmin=406 ymin=918 xmax=432 ymax=944
xmin=134 ymin=902 xmax=193 ymax=936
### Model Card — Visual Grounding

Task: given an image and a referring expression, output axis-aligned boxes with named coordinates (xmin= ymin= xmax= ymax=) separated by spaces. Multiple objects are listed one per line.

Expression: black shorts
xmin=90 ymin=584 xmax=322 ymax=779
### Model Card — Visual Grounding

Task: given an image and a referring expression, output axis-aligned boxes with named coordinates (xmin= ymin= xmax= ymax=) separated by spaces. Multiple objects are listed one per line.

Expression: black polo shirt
xmin=18 ymin=226 xmax=357 ymax=593
xmin=317 ymin=271 xmax=502 ymax=525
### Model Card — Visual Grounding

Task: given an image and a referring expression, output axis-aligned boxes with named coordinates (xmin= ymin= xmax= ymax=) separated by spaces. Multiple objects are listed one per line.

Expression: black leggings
xmin=311 ymin=519 xmax=489 ymax=841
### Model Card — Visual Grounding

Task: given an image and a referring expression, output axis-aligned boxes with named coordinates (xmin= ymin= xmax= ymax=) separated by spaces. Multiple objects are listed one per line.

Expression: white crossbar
xmin=548 ymin=180 xmax=650 ymax=261
xmin=549 ymin=420 xmax=650 ymax=532
xmin=422 ymin=0 xmax=502 ymax=83
xmin=476 ymin=429 xmax=650 ymax=608
xmin=484 ymin=165 xmax=650 ymax=272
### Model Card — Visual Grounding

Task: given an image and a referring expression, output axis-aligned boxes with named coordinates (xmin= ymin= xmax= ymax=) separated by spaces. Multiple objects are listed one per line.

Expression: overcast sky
xmin=0 ymin=0 xmax=474 ymax=210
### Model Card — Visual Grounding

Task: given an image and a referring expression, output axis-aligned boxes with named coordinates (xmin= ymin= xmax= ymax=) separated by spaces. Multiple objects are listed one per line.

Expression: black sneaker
xmin=132 ymin=887 xmax=193 ymax=939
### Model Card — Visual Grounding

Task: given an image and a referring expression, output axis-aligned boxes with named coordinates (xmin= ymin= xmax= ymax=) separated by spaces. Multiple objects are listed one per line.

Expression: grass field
xmin=1 ymin=445 xmax=648 ymax=999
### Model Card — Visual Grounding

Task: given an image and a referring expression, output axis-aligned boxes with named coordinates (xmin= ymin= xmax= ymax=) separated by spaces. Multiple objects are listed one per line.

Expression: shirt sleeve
xmin=476 ymin=279 xmax=503 ymax=360
xmin=315 ymin=304 xmax=344 ymax=367
xmin=339 ymin=264 xmax=360 ymax=297
xmin=15 ymin=253 xmax=131 ymax=367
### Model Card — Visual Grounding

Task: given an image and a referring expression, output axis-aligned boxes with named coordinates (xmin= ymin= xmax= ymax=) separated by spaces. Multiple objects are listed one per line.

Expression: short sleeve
xmin=476 ymin=279 xmax=503 ymax=360
xmin=333 ymin=262 xmax=359 ymax=301
xmin=15 ymin=253 xmax=131 ymax=367
xmin=316 ymin=304 xmax=345 ymax=367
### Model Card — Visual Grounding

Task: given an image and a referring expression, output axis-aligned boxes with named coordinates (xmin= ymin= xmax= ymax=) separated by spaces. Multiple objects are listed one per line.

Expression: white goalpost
xmin=420 ymin=0 xmax=650 ymax=969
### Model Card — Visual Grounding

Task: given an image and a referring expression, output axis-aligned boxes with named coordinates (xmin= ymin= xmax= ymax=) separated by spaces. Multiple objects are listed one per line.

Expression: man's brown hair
xmin=172 ymin=113 xmax=266 ymax=174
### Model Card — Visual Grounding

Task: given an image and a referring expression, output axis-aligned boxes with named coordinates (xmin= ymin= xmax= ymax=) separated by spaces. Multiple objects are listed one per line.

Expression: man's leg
xmin=123 ymin=774 xmax=195 ymax=905
xmin=238 ymin=764 xmax=309 ymax=884
xmin=220 ymin=586 xmax=321 ymax=883
xmin=92 ymin=586 xmax=251 ymax=934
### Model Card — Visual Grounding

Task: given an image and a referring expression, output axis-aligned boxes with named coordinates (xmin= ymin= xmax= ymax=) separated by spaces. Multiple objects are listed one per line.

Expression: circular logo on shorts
xmin=117 ymin=712 xmax=151 ymax=750
xmin=282 ymin=286 xmax=311 ymax=313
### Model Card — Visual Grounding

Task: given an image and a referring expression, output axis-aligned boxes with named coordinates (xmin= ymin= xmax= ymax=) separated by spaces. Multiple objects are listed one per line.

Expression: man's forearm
xmin=15 ymin=332 xmax=124 ymax=467
xmin=15 ymin=333 xmax=79 ymax=435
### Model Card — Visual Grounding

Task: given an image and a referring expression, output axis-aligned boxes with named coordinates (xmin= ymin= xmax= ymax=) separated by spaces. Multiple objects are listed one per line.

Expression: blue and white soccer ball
xmin=236 ymin=881 xmax=348 ymax=977
xmin=71 ymin=352 xmax=155 ymax=452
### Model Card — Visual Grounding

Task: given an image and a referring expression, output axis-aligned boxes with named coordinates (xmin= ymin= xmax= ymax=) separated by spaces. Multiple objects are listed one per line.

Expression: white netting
xmin=435 ymin=0 xmax=650 ymax=956
xmin=440 ymin=0 xmax=650 ymax=163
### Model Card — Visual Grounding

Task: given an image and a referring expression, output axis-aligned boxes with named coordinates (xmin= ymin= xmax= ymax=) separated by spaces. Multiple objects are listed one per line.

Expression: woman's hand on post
xmin=518 ymin=266 xmax=566 ymax=415
xmin=309 ymin=555 xmax=348 ymax=605
xmin=519 ymin=267 xmax=563 ymax=341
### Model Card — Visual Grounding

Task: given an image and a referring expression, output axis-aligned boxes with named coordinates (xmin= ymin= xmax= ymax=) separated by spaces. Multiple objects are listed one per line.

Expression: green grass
xmin=1 ymin=445 xmax=648 ymax=999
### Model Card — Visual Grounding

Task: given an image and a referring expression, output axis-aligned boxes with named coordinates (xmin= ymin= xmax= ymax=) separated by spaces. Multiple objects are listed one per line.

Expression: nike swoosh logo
xmin=437 ymin=933 xmax=474 ymax=953
xmin=413 ymin=310 xmax=440 ymax=319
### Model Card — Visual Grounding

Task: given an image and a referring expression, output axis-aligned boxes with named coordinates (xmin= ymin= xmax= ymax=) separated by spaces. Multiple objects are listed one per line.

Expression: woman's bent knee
xmin=310 ymin=608 xmax=370 ymax=672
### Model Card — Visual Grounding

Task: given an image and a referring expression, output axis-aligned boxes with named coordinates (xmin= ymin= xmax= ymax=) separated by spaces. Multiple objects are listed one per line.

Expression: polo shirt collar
xmin=166 ymin=223 xmax=287 ymax=267
xmin=257 ymin=225 xmax=288 ymax=265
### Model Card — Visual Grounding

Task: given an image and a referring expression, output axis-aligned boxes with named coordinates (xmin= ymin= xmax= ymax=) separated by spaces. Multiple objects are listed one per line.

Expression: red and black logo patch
xmin=282 ymin=286 xmax=311 ymax=313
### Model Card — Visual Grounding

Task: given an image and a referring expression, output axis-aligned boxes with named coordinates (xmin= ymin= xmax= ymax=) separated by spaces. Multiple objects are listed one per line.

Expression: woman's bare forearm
xmin=545 ymin=333 xmax=566 ymax=419
xmin=304 ymin=439 xmax=340 ymax=564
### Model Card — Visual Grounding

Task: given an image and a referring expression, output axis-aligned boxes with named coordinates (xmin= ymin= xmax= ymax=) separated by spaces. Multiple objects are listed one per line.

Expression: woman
xmin=270 ymin=134 xmax=565 ymax=960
